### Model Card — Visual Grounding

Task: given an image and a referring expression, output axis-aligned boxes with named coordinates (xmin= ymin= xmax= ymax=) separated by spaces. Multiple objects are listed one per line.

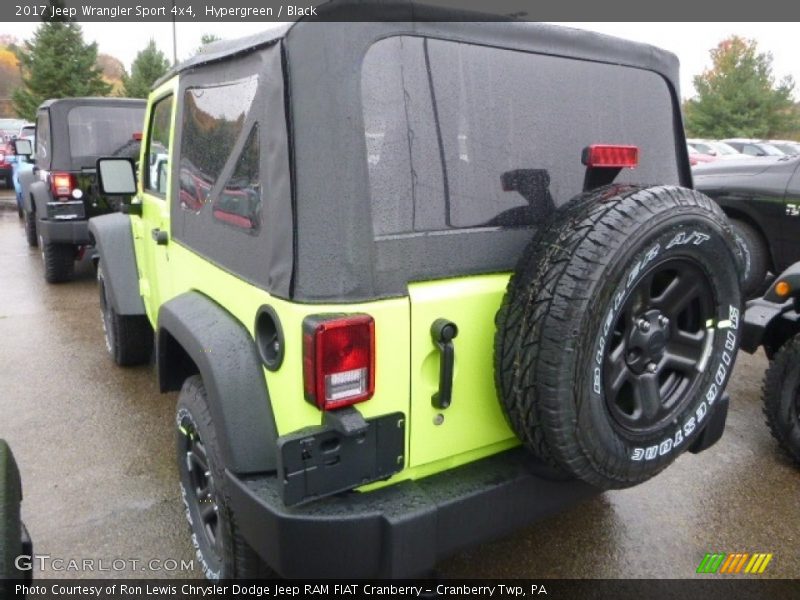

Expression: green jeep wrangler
xmin=90 ymin=4 xmax=743 ymax=579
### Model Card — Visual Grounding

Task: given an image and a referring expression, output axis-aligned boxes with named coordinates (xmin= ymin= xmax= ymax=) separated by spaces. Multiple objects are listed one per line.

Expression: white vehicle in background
xmin=722 ymin=138 xmax=786 ymax=157
xmin=687 ymin=139 xmax=749 ymax=160
xmin=766 ymin=140 xmax=800 ymax=155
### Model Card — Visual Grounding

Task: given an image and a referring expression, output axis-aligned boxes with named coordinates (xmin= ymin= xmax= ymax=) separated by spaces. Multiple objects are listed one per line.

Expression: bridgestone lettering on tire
xmin=495 ymin=184 xmax=742 ymax=489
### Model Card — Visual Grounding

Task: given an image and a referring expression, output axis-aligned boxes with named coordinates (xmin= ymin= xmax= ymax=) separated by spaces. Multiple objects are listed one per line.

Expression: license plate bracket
xmin=277 ymin=412 xmax=405 ymax=506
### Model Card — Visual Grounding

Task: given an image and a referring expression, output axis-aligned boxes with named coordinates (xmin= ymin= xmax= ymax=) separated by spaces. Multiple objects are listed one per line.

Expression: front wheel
xmin=24 ymin=211 xmax=37 ymax=247
xmin=176 ymin=376 xmax=276 ymax=580
xmin=97 ymin=262 xmax=153 ymax=366
xmin=729 ymin=219 xmax=769 ymax=298
xmin=762 ymin=336 xmax=800 ymax=466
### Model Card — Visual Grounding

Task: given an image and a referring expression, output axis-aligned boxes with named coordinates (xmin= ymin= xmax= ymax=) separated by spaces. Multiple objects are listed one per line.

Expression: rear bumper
xmin=226 ymin=448 xmax=597 ymax=578
xmin=37 ymin=218 xmax=90 ymax=245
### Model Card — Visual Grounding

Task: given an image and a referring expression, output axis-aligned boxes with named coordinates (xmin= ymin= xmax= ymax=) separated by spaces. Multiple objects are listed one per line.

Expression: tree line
xmin=4 ymin=1 xmax=221 ymax=120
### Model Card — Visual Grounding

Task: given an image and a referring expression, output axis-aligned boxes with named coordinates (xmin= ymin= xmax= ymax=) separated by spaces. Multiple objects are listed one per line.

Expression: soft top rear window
xmin=362 ymin=36 xmax=680 ymax=238
xmin=67 ymin=105 xmax=146 ymax=166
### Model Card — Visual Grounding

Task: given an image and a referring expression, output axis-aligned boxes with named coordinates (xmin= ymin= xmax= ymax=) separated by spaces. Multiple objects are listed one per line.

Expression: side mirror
xmin=97 ymin=157 xmax=137 ymax=196
xmin=14 ymin=138 xmax=33 ymax=158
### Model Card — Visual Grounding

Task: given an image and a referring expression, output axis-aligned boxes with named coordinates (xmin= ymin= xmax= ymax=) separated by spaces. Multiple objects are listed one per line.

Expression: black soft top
xmin=162 ymin=2 xmax=689 ymax=302
xmin=37 ymin=97 xmax=146 ymax=171
xmin=158 ymin=2 xmax=680 ymax=91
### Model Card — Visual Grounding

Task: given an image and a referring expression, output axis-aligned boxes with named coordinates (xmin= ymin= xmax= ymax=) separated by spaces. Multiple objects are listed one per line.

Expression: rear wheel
xmin=24 ymin=210 xmax=37 ymax=247
xmin=729 ymin=219 xmax=769 ymax=298
xmin=495 ymin=185 xmax=742 ymax=489
xmin=42 ymin=241 xmax=74 ymax=283
xmin=97 ymin=262 xmax=153 ymax=366
xmin=762 ymin=336 xmax=800 ymax=465
xmin=176 ymin=376 xmax=276 ymax=580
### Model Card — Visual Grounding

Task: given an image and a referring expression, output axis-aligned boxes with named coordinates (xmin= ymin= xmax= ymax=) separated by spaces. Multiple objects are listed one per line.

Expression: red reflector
xmin=51 ymin=172 xmax=75 ymax=198
xmin=303 ymin=315 xmax=375 ymax=410
xmin=582 ymin=145 xmax=639 ymax=168
xmin=133 ymin=132 xmax=143 ymax=141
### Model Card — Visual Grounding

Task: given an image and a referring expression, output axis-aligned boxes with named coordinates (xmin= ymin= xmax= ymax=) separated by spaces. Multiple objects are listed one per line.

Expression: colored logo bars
xmin=697 ymin=552 xmax=773 ymax=574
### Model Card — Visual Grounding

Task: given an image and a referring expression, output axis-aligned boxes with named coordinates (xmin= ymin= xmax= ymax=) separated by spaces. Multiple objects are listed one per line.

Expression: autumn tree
xmin=12 ymin=0 xmax=110 ymax=120
xmin=684 ymin=36 xmax=799 ymax=139
xmin=122 ymin=40 xmax=170 ymax=99
xmin=0 ymin=47 xmax=22 ymax=117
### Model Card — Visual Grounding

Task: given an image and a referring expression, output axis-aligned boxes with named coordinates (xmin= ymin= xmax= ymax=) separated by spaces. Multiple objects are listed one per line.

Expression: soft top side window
xmin=178 ymin=77 xmax=258 ymax=212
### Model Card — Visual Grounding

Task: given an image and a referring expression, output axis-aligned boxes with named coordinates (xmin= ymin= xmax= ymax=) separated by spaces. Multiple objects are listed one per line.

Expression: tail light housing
xmin=582 ymin=144 xmax=639 ymax=168
xmin=50 ymin=172 xmax=77 ymax=199
xmin=303 ymin=314 xmax=375 ymax=410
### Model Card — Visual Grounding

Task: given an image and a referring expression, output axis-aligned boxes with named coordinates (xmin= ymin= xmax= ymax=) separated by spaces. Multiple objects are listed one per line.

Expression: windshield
xmin=759 ymin=143 xmax=785 ymax=156
xmin=709 ymin=141 xmax=739 ymax=155
xmin=67 ymin=105 xmax=145 ymax=165
xmin=691 ymin=142 xmax=714 ymax=154
xmin=773 ymin=143 xmax=800 ymax=155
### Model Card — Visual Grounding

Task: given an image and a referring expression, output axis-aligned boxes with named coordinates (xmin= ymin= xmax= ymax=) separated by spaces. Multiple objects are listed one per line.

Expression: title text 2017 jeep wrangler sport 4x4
xmin=17 ymin=97 xmax=145 ymax=283
xmin=91 ymin=4 xmax=743 ymax=579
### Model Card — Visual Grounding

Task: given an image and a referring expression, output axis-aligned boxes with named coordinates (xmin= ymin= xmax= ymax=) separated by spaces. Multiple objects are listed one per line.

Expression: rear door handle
xmin=431 ymin=319 xmax=458 ymax=409
xmin=151 ymin=228 xmax=169 ymax=245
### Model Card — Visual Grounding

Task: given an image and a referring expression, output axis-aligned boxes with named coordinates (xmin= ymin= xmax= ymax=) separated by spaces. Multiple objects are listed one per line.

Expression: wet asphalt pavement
xmin=0 ymin=192 xmax=798 ymax=580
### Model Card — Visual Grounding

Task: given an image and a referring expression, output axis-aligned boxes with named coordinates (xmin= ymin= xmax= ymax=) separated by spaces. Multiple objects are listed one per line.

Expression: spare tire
xmin=495 ymin=184 xmax=742 ymax=489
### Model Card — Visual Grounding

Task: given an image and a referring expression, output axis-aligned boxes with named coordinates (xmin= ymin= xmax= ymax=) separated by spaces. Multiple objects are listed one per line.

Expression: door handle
xmin=431 ymin=319 xmax=458 ymax=409
xmin=151 ymin=228 xmax=169 ymax=245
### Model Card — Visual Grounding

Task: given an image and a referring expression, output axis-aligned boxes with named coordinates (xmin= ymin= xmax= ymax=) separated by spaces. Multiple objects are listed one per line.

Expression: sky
xmin=3 ymin=21 xmax=800 ymax=100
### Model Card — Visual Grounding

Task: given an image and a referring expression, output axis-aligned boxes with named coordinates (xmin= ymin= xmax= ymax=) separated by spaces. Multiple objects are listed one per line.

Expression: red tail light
xmin=51 ymin=172 xmax=76 ymax=199
xmin=582 ymin=144 xmax=639 ymax=168
xmin=303 ymin=315 xmax=375 ymax=410
xmin=133 ymin=132 xmax=143 ymax=141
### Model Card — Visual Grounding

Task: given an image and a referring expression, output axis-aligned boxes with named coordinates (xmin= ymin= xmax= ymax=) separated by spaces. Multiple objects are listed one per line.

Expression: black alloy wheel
xmin=603 ymin=259 xmax=715 ymax=435
xmin=178 ymin=416 xmax=222 ymax=568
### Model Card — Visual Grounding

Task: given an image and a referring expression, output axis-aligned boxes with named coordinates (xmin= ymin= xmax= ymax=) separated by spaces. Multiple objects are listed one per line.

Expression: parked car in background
xmin=0 ymin=118 xmax=25 ymax=142
xmin=766 ymin=140 xmax=800 ymax=156
xmin=0 ymin=141 xmax=14 ymax=188
xmin=17 ymin=124 xmax=35 ymax=141
xmin=18 ymin=97 xmax=146 ymax=283
xmin=12 ymin=125 xmax=35 ymax=218
xmin=687 ymin=139 xmax=749 ymax=160
xmin=723 ymin=138 xmax=786 ymax=157
xmin=693 ymin=155 xmax=800 ymax=297
xmin=688 ymin=144 xmax=716 ymax=166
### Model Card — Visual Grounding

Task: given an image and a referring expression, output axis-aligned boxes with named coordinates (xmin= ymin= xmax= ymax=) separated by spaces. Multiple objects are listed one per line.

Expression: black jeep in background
xmin=18 ymin=97 xmax=145 ymax=283
xmin=694 ymin=155 xmax=800 ymax=297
